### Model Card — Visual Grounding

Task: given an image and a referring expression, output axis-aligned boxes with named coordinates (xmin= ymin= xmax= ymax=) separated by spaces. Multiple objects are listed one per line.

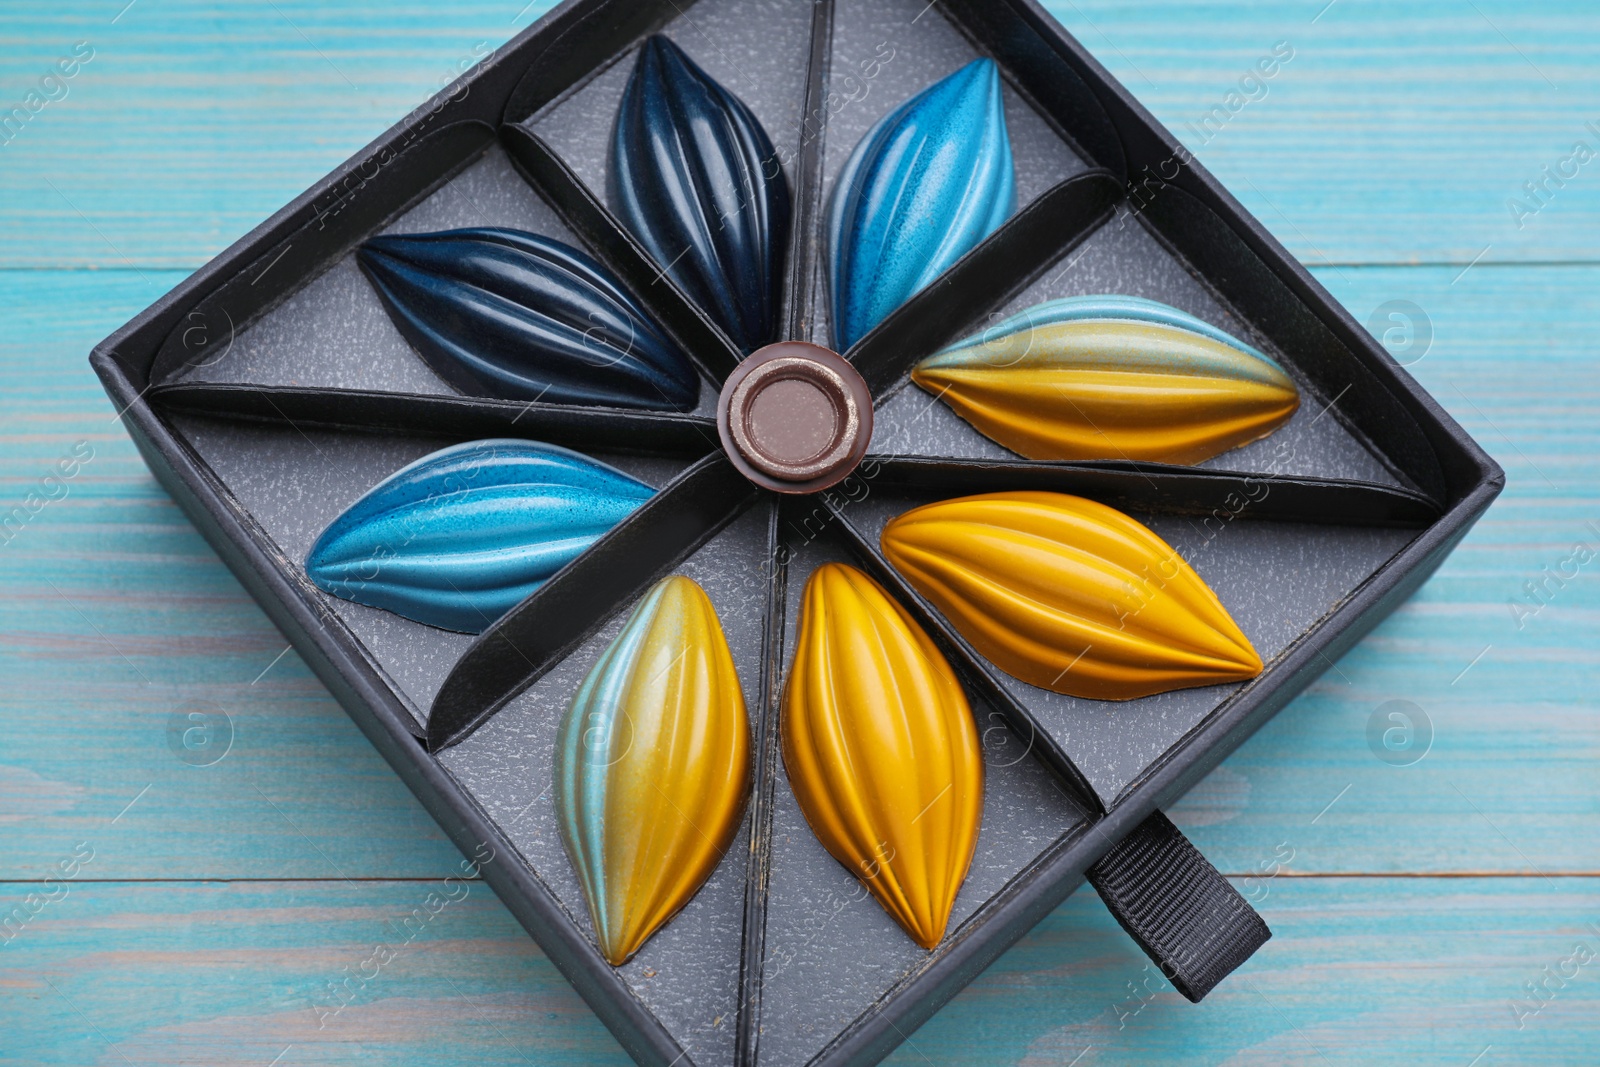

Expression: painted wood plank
xmin=0 ymin=879 xmax=629 ymax=1067
xmin=1045 ymin=0 xmax=1600 ymax=266
xmin=0 ymin=269 xmax=469 ymax=880
xmin=1 ymin=878 xmax=1594 ymax=1066
xmin=1173 ymin=261 xmax=1600 ymax=874
xmin=0 ymin=0 xmax=1592 ymax=1056
xmin=884 ymin=877 xmax=1600 ymax=1066
xmin=0 ymin=0 xmax=560 ymax=269
xmin=2 ymin=2 xmax=1599 ymax=267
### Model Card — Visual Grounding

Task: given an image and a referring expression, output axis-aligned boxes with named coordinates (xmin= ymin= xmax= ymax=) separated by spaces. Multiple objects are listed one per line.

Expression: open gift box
xmin=90 ymin=0 xmax=1503 ymax=1064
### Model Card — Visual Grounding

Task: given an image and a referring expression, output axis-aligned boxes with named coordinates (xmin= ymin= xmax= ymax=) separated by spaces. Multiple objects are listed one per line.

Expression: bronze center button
xmin=717 ymin=341 xmax=873 ymax=494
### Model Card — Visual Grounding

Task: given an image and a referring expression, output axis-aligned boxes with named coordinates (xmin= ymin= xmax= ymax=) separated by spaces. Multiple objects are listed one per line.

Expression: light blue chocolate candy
xmin=306 ymin=439 xmax=653 ymax=632
xmin=828 ymin=58 xmax=1015 ymax=351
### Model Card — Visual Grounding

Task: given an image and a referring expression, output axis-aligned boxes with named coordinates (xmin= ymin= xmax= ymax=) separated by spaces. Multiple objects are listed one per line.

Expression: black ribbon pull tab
xmin=1088 ymin=811 xmax=1271 ymax=1002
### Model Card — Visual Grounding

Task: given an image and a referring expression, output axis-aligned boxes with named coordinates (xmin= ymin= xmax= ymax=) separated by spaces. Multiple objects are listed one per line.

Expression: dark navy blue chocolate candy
xmin=358 ymin=228 xmax=700 ymax=411
xmin=610 ymin=35 xmax=791 ymax=355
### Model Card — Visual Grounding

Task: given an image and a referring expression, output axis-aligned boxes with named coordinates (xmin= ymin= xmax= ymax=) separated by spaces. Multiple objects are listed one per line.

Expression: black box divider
xmin=500 ymin=0 xmax=689 ymax=125
xmin=1136 ymin=184 xmax=1447 ymax=503
xmin=149 ymin=121 xmax=498 ymax=385
xmin=437 ymin=758 xmax=694 ymax=1067
xmin=751 ymin=506 xmax=1097 ymax=1067
xmin=100 ymin=0 xmax=724 ymax=397
xmin=782 ymin=0 xmax=837 ymax=343
xmin=934 ymin=0 xmax=1126 ymax=182
xmin=829 ymin=480 xmax=1426 ymax=812
xmin=1109 ymin=491 xmax=1495 ymax=822
xmin=104 ymin=375 xmax=439 ymax=741
xmin=844 ymin=171 xmax=1123 ymax=395
xmin=927 ymin=0 xmax=1450 ymax=508
xmin=500 ymin=123 xmax=745 ymax=382
xmin=859 ymin=455 xmax=1442 ymax=528
xmin=806 ymin=496 xmax=1101 ymax=814
xmin=806 ymin=819 xmax=1097 ymax=1067
xmin=938 ymin=0 xmax=1459 ymax=508
xmin=734 ymin=504 xmax=788 ymax=1067
xmin=147 ymin=383 xmax=721 ymax=457
xmin=429 ymin=454 xmax=760 ymax=749
xmin=99 ymin=362 xmax=699 ymax=1067
xmin=939 ymin=0 xmax=1164 ymax=182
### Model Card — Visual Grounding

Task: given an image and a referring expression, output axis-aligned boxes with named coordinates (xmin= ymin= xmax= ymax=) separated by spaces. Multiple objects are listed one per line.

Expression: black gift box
xmin=90 ymin=0 xmax=1502 ymax=1064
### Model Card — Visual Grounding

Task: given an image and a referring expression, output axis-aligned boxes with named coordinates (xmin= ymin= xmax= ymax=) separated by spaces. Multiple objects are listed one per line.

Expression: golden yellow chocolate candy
xmin=782 ymin=563 xmax=983 ymax=950
xmin=881 ymin=492 xmax=1262 ymax=700
xmin=911 ymin=296 xmax=1299 ymax=464
xmin=555 ymin=575 xmax=750 ymax=966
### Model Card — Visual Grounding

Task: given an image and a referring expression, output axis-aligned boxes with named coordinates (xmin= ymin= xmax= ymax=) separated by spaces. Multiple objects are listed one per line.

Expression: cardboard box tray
xmin=90 ymin=0 xmax=1503 ymax=1063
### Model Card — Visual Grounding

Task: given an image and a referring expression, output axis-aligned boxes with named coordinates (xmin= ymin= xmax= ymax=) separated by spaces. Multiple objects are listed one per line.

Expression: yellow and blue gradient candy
xmin=828 ymin=58 xmax=1015 ymax=351
xmin=305 ymin=439 xmax=652 ymax=633
xmin=912 ymin=295 xmax=1300 ymax=464
xmin=782 ymin=563 xmax=983 ymax=949
xmin=555 ymin=575 xmax=750 ymax=967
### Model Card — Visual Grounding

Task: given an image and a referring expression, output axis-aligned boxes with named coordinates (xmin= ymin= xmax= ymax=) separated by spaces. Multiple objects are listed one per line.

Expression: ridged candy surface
xmin=912 ymin=295 xmax=1299 ymax=464
xmin=782 ymin=563 xmax=983 ymax=949
xmin=610 ymin=35 xmax=790 ymax=354
xmin=828 ymin=58 xmax=1015 ymax=351
xmin=305 ymin=439 xmax=653 ymax=633
xmin=555 ymin=575 xmax=750 ymax=966
xmin=880 ymin=492 xmax=1263 ymax=700
xmin=358 ymin=228 xmax=699 ymax=411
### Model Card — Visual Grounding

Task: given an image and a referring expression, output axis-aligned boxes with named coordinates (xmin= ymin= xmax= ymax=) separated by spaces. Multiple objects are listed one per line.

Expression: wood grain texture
xmin=0 ymin=1 xmax=552 ymax=269
xmin=1045 ymin=0 xmax=1600 ymax=265
xmin=0 ymin=880 xmax=629 ymax=1067
xmin=1 ymin=1 xmax=1597 ymax=1065
xmin=886 ymin=878 xmax=1600 ymax=1066
xmin=3 ymin=2 xmax=1598 ymax=267
xmin=0 ymin=270 xmax=466 ymax=880
xmin=1173 ymin=263 xmax=1600 ymax=876
xmin=1 ymin=879 xmax=1594 ymax=1066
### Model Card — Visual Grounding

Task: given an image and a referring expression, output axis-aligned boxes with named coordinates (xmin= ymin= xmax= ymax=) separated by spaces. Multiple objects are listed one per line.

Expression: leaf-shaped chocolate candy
xmin=610 ymin=35 xmax=791 ymax=354
xmin=358 ymin=228 xmax=699 ymax=411
xmin=829 ymin=58 xmax=1015 ymax=351
xmin=881 ymin=492 xmax=1262 ymax=700
xmin=782 ymin=563 xmax=983 ymax=949
xmin=556 ymin=575 xmax=750 ymax=966
xmin=912 ymin=295 xmax=1300 ymax=464
xmin=306 ymin=439 xmax=653 ymax=632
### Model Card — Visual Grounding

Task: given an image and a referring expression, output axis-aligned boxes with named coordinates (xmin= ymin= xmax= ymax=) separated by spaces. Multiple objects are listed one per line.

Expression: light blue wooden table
xmin=3 ymin=2 xmax=1597 ymax=1064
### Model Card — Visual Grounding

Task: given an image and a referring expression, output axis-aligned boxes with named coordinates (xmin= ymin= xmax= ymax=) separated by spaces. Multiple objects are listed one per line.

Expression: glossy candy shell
xmin=610 ymin=35 xmax=790 ymax=354
xmin=358 ymin=228 xmax=699 ymax=411
xmin=828 ymin=58 xmax=1015 ymax=351
xmin=305 ymin=439 xmax=653 ymax=633
xmin=880 ymin=491 xmax=1263 ymax=700
xmin=782 ymin=563 xmax=983 ymax=949
xmin=554 ymin=575 xmax=750 ymax=966
xmin=912 ymin=295 xmax=1300 ymax=464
